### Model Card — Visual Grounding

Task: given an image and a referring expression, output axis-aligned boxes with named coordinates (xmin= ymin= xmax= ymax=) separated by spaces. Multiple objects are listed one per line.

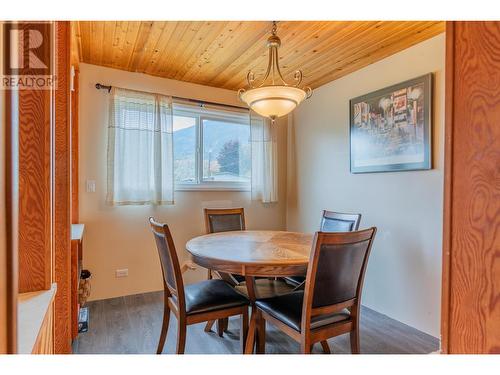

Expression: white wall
xmin=286 ymin=34 xmax=445 ymax=337
xmin=79 ymin=63 xmax=287 ymax=301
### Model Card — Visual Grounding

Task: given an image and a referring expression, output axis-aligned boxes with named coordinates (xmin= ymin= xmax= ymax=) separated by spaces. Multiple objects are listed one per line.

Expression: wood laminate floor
xmin=73 ymin=291 xmax=439 ymax=354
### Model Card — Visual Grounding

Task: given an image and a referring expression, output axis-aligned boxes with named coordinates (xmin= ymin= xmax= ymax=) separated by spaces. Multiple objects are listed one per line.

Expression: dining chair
xmin=204 ymin=208 xmax=247 ymax=285
xmin=283 ymin=210 xmax=362 ymax=288
xmin=203 ymin=208 xmax=295 ymax=336
xmin=203 ymin=208 xmax=247 ymax=336
xmin=149 ymin=217 xmax=249 ymax=354
xmin=246 ymin=227 xmax=377 ymax=354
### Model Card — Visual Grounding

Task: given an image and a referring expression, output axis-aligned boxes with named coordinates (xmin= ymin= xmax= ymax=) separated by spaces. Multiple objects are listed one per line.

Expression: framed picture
xmin=349 ymin=73 xmax=432 ymax=173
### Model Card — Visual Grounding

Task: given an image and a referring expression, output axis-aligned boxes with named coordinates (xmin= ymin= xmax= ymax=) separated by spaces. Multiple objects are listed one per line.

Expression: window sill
xmin=18 ymin=283 xmax=57 ymax=354
xmin=175 ymin=183 xmax=250 ymax=192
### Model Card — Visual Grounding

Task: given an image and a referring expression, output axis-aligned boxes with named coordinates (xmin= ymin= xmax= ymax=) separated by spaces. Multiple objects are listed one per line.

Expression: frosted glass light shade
xmin=240 ymin=85 xmax=308 ymax=119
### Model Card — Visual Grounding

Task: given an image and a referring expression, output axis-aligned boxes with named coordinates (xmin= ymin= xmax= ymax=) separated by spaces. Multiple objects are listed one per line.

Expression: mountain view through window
xmin=173 ymin=110 xmax=251 ymax=187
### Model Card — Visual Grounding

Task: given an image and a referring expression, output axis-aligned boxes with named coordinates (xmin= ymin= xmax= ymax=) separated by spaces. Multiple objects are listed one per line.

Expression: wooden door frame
xmin=17 ymin=23 xmax=53 ymax=294
xmin=440 ymin=20 xmax=455 ymax=355
xmin=2 ymin=20 xmax=73 ymax=354
xmin=2 ymin=71 xmax=19 ymax=354
xmin=441 ymin=21 xmax=500 ymax=354
xmin=53 ymin=20 xmax=73 ymax=354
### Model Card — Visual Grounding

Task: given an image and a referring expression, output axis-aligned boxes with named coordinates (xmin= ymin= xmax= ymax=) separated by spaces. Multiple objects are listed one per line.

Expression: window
xmin=173 ymin=104 xmax=251 ymax=190
xmin=107 ymin=89 xmax=277 ymax=203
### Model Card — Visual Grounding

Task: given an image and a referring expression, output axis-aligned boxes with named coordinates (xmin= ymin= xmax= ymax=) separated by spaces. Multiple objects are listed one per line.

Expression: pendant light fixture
xmin=238 ymin=21 xmax=312 ymax=121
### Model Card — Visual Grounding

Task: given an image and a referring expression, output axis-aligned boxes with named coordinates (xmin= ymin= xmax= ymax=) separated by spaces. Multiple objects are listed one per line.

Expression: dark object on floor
xmin=78 ymin=307 xmax=89 ymax=333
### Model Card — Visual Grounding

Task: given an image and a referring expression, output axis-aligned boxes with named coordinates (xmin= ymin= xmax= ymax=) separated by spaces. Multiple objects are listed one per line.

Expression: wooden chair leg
xmin=300 ymin=339 xmax=311 ymax=354
xmin=256 ymin=311 xmax=265 ymax=354
xmin=216 ymin=319 xmax=224 ymax=337
xmin=176 ymin=319 xmax=187 ymax=354
xmin=204 ymin=320 xmax=215 ymax=333
xmin=350 ymin=305 xmax=360 ymax=354
xmin=244 ymin=311 xmax=257 ymax=354
xmin=203 ymin=270 xmax=215 ymax=334
xmin=222 ymin=317 xmax=229 ymax=332
xmin=240 ymin=308 xmax=248 ymax=354
xmin=350 ymin=328 xmax=360 ymax=354
xmin=156 ymin=305 xmax=170 ymax=354
xmin=320 ymin=340 xmax=331 ymax=354
xmin=349 ymin=304 xmax=361 ymax=354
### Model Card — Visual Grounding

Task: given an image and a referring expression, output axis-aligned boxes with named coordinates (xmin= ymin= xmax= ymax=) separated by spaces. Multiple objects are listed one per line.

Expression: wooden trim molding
xmin=17 ymin=284 xmax=56 ymax=354
xmin=70 ymin=225 xmax=84 ymax=340
xmin=440 ymin=21 xmax=455 ymax=355
xmin=2 ymin=63 xmax=19 ymax=354
xmin=0 ymin=75 xmax=7 ymax=354
xmin=17 ymin=77 xmax=52 ymax=293
xmin=71 ymin=69 xmax=79 ymax=224
xmin=53 ymin=21 xmax=73 ymax=354
xmin=441 ymin=21 xmax=500 ymax=354
xmin=32 ymin=302 xmax=54 ymax=354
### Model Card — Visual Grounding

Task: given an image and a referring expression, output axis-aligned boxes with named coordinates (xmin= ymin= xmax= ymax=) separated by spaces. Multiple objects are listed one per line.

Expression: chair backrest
xmin=149 ymin=218 xmax=185 ymax=309
xmin=302 ymin=228 xmax=377 ymax=329
xmin=320 ymin=210 xmax=362 ymax=232
xmin=204 ymin=208 xmax=246 ymax=234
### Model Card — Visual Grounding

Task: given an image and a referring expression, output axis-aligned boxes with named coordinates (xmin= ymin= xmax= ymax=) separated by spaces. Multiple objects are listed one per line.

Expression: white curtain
xmin=106 ymin=88 xmax=174 ymax=205
xmin=250 ymin=112 xmax=278 ymax=203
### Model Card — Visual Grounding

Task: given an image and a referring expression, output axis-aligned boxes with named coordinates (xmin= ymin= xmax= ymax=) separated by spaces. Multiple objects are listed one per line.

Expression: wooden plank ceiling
xmin=72 ymin=21 xmax=444 ymax=90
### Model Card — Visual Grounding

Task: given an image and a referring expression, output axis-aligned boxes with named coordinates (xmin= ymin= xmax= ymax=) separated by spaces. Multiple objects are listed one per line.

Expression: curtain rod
xmin=94 ymin=83 xmax=249 ymax=111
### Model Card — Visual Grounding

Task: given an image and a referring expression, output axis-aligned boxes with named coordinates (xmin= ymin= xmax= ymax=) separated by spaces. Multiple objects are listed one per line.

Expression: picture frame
xmin=349 ymin=73 xmax=433 ymax=173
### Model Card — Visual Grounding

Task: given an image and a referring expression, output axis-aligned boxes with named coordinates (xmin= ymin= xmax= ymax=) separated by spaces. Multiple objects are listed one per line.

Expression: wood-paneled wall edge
xmin=70 ymin=20 xmax=80 ymax=224
xmin=441 ymin=21 xmax=500 ymax=354
xmin=71 ymin=69 xmax=79 ymax=224
xmin=70 ymin=21 xmax=81 ymax=70
xmin=17 ymin=22 xmax=52 ymax=293
xmin=3 ymin=68 xmax=19 ymax=354
xmin=53 ymin=21 xmax=73 ymax=354
xmin=440 ymin=21 xmax=455 ymax=355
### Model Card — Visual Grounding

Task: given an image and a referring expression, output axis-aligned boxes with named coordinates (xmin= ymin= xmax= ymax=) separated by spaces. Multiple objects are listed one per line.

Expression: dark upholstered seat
xmin=283 ymin=276 xmax=305 ymax=287
xmin=232 ymin=274 xmax=246 ymax=283
xmin=255 ymin=291 xmax=350 ymax=331
xmin=284 ymin=210 xmax=362 ymax=288
xmin=183 ymin=279 xmax=248 ymax=315
xmin=149 ymin=218 xmax=249 ymax=354
xmin=248 ymin=228 xmax=377 ymax=354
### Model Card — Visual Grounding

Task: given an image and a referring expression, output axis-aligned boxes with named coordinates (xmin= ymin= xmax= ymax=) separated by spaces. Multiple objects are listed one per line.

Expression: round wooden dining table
xmin=186 ymin=230 xmax=313 ymax=353
xmin=186 ymin=230 xmax=313 ymax=280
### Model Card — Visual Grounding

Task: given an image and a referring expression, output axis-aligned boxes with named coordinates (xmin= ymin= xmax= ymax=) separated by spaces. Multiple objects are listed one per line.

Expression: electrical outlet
xmin=86 ymin=180 xmax=96 ymax=193
xmin=115 ymin=269 xmax=128 ymax=278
